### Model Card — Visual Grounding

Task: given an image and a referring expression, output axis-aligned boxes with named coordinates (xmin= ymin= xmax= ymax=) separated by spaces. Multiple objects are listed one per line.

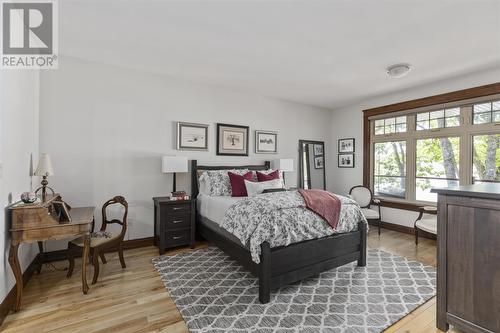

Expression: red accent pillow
xmin=228 ymin=171 xmax=254 ymax=197
xmin=257 ymin=170 xmax=280 ymax=182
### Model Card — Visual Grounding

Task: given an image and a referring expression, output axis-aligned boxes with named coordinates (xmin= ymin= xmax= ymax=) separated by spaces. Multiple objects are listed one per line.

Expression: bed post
xmin=259 ymin=242 xmax=271 ymax=303
xmin=358 ymin=222 xmax=367 ymax=267
xmin=191 ymin=160 xmax=198 ymax=197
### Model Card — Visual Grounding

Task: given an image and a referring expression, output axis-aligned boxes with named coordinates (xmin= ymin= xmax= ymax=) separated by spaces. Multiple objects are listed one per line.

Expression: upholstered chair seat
xmin=360 ymin=208 xmax=380 ymax=219
xmin=414 ymin=206 xmax=437 ymax=244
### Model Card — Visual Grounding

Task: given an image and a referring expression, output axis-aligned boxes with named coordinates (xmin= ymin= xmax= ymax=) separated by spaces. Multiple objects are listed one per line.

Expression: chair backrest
xmin=100 ymin=196 xmax=128 ymax=238
xmin=349 ymin=185 xmax=373 ymax=208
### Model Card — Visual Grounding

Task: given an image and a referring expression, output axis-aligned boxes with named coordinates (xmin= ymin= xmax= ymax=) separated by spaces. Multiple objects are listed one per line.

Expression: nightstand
xmin=153 ymin=197 xmax=196 ymax=255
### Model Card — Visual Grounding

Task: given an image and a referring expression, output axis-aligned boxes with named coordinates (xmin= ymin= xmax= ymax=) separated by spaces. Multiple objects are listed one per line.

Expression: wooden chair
xmin=67 ymin=196 xmax=128 ymax=284
xmin=349 ymin=185 xmax=382 ymax=235
xmin=414 ymin=206 xmax=437 ymax=245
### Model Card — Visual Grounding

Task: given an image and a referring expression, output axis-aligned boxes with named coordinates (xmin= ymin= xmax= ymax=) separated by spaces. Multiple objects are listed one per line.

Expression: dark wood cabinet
xmin=153 ymin=197 xmax=196 ymax=255
xmin=432 ymin=184 xmax=500 ymax=333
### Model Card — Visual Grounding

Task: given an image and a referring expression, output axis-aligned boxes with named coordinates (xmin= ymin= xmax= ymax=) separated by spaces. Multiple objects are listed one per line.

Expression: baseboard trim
xmin=370 ymin=221 xmax=436 ymax=240
xmin=0 ymin=237 xmax=154 ymax=327
xmin=0 ymin=253 xmax=41 ymax=327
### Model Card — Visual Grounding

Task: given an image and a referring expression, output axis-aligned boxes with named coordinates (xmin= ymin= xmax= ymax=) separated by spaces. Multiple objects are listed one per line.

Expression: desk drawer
xmin=165 ymin=203 xmax=191 ymax=214
xmin=164 ymin=229 xmax=190 ymax=247
xmin=165 ymin=212 xmax=191 ymax=230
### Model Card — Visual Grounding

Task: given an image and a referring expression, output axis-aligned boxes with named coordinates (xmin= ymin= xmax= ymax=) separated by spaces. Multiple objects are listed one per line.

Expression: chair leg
xmin=118 ymin=245 xmax=126 ymax=269
xmin=99 ymin=252 xmax=107 ymax=264
xmin=92 ymin=249 xmax=100 ymax=285
xmin=67 ymin=243 xmax=74 ymax=278
xmin=378 ymin=218 xmax=381 ymax=235
xmin=415 ymin=228 xmax=419 ymax=245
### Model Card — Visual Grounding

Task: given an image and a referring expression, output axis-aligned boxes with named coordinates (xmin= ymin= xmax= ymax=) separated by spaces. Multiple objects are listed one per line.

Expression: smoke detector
xmin=386 ymin=63 xmax=412 ymax=78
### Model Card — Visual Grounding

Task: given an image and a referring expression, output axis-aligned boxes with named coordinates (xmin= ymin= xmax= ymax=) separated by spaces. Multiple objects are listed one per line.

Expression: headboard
xmin=191 ymin=160 xmax=271 ymax=198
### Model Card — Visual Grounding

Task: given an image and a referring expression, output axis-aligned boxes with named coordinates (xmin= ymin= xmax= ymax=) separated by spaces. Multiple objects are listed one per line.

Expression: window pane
xmin=395 ymin=123 xmax=406 ymax=133
xmin=385 ymin=118 xmax=395 ymax=125
xmin=385 ymin=125 xmax=395 ymax=134
xmin=417 ymin=113 xmax=429 ymax=121
xmin=445 ymin=108 xmax=460 ymax=117
xmin=416 ymin=120 xmax=429 ymax=131
xmin=494 ymin=111 xmax=500 ymax=123
xmin=472 ymin=134 xmax=500 ymax=184
xmin=445 ymin=116 xmax=460 ymax=127
xmin=493 ymin=101 xmax=500 ymax=111
xmin=375 ymin=126 xmax=384 ymax=135
xmin=474 ymin=112 xmax=491 ymax=124
xmin=396 ymin=116 xmax=406 ymax=124
xmin=474 ymin=102 xmax=491 ymax=113
xmin=416 ymin=137 xmax=460 ymax=201
xmin=375 ymin=120 xmax=384 ymax=127
xmin=430 ymin=110 xmax=444 ymax=119
xmin=374 ymin=141 xmax=406 ymax=198
xmin=430 ymin=118 xmax=445 ymax=129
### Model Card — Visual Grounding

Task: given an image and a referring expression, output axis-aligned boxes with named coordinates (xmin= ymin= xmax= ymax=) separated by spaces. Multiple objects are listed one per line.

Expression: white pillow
xmin=244 ymin=179 xmax=284 ymax=196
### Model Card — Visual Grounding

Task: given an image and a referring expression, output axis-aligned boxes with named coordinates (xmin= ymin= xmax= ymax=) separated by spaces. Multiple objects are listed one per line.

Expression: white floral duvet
xmin=221 ymin=190 xmax=368 ymax=263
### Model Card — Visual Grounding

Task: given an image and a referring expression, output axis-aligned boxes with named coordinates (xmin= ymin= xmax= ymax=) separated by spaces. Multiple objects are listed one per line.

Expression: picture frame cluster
xmin=176 ymin=122 xmax=278 ymax=156
xmin=338 ymin=138 xmax=355 ymax=168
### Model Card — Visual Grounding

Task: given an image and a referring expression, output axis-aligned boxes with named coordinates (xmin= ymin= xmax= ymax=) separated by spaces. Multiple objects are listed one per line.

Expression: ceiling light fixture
xmin=386 ymin=63 xmax=412 ymax=78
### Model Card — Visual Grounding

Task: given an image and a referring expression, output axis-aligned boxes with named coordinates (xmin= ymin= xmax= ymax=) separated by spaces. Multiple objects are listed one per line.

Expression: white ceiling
xmin=60 ymin=0 xmax=500 ymax=109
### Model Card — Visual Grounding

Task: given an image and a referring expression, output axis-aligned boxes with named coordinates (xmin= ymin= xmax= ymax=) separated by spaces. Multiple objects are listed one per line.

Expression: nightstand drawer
xmin=164 ymin=229 xmax=190 ymax=247
xmin=165 ymin=212 xmax=190 ymax=230
xmin=165 ymin=203 xmax=191 ymax=214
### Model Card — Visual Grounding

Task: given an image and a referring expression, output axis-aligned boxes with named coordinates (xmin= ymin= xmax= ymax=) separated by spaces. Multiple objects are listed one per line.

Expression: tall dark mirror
xmin=299 ymin=140 xmax=326 ymax=190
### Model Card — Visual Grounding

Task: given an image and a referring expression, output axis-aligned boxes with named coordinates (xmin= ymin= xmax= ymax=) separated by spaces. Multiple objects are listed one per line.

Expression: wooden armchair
xmin=67 ymin=196 xmax=128 ymax=284
xmin=349 ymin=185 xmax=382 ymax=235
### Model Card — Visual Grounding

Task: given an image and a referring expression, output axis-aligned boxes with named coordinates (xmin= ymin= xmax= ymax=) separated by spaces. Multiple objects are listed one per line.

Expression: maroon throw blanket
xmin=298 ymin=189 xmax=341 ymax=229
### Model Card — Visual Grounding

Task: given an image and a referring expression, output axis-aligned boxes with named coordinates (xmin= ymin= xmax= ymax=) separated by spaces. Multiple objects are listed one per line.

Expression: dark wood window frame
xmin=363 ymin=82 xmax=500 ymax=212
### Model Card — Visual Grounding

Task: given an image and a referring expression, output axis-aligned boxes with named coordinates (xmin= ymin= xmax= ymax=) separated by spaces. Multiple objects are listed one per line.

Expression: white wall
xmin=39 ymin=56 xmax=333 ymax=247
xmin=0 ymin=71 xmax=40 ymax=302
xmin=329 ymin=67 xmax=500 ymax=228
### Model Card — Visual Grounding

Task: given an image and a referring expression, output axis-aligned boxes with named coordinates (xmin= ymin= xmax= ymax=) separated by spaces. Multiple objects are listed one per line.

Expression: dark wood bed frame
xmin=191 ymin=160 xmax=367 ymax=304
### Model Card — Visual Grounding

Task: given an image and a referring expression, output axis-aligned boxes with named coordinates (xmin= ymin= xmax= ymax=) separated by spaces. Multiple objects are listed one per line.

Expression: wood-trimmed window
xmin=363 ymin=83 xmax=500 ymax=210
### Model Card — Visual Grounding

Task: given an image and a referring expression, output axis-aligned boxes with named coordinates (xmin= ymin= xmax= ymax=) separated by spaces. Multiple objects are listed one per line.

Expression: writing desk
xmin=7 ymin=195 xmax=94 ymax=311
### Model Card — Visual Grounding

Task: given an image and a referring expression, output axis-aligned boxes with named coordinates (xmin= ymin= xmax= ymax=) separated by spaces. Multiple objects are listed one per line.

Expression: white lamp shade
xmin=34 ymin=153 xmax=54 ymax=176
xmin=162 ymin=156 xmax=188 ymax=173
xmin=274 ymin=158 xmax=294 ymax=172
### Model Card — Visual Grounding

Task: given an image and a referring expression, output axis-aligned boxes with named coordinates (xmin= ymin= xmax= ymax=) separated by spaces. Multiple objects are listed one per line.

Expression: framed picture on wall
xmin=217 ymin=123 xmax=249 ymax=156
xmin=338 ymin=138 xmax=355 ymax=153
xmin=313 ymin=144 xmax=324 ymax=156
xmin=255 ymin=130 xmax=278 ymax=154
xmin=338 ymin=153 xmax=355 ymax=168
xmin=314 ymin=156 xmax=324 ymax=169
xmin=176 ymin=122 xmax=209 ymax=151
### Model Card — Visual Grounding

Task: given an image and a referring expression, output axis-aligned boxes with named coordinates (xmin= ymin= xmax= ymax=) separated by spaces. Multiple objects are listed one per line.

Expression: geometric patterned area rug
xmin=152 ymin=247 xmax=436 ymax=333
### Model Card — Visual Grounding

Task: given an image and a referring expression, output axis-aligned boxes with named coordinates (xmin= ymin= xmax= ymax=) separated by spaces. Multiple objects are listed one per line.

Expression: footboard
xmin=258 ymin=222 xmax=367 ymax=303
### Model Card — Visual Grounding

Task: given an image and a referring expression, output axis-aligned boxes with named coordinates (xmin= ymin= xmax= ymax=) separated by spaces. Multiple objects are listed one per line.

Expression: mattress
xmin=196 ymin=194 xmax=244 ymax=224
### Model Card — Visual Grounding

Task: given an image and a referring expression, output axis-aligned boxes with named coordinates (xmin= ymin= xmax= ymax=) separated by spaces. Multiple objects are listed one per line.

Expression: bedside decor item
xmin=216 ymin=123 xmax=249 ymax=156
xmin=255 ymin=130 xmax=278 ymax=154
xmin=338 ymin=138 xmax=355 ymax=153
xmin=162 ymin=156 xmax=188 ymax=193
xmin=314 ymin=156 xmax=324 ymax=169
xmin=153 ymin=197 xmax=196 ymax=255
xmin=34 ymin=153 xmax=55 ymax=202
xmin=176 ymin=122 xmax=209 ymax=151
xmin=20 ymin=192 xmax=36 ymax=204
xmin=338 ymin=153 xmax=355 ymax=168
xmin=313 ymin=144 xmax=323 ymax=156
xmin=273 ymin=158 xmax=293 ymax=185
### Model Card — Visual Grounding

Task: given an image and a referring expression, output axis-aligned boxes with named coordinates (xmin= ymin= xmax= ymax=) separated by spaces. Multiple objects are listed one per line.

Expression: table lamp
xmin=162 ymin=156 xmax=188 ymax=193
xmin=34 ymin=153 xmax=55 ymax=202
xmin=273 ymin=158 xmax=294 ymax=186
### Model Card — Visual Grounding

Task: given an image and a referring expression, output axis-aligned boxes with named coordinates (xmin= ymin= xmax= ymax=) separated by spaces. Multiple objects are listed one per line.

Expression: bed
xmin=191 ymin=160 xmax=367 ymax=304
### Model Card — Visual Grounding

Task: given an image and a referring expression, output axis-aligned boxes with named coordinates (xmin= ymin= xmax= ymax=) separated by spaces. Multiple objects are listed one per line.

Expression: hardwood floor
xmin=1 ymin=229 xmax=459 ymax=333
